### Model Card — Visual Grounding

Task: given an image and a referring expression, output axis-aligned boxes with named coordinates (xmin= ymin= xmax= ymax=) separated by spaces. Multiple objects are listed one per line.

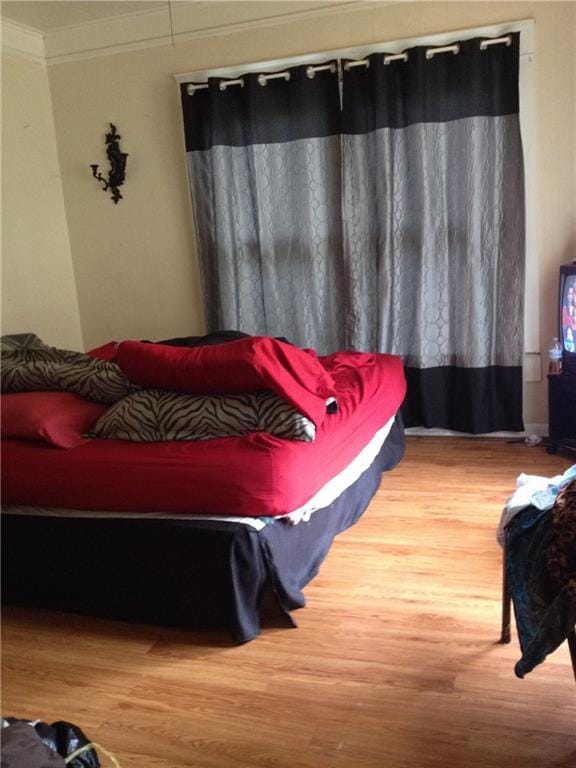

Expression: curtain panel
xmin=180 ymin=63 xmax=346 ymax=354
xmin=341 ymin=34 xmax=525 ymax=432
xmin=181 ymin=34 xmax=525 ymax=433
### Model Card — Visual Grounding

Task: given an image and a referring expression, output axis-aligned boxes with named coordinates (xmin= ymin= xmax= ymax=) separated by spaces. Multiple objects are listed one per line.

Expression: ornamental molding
xmin=3 ymin=1 xmax=386 ymax=66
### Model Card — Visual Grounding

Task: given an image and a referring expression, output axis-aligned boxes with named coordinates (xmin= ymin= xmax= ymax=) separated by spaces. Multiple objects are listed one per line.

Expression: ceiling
xmin=1 ymin=1 xmax=367 ymax=60
xmin=0 ymin=1 xmax=169 ymax=31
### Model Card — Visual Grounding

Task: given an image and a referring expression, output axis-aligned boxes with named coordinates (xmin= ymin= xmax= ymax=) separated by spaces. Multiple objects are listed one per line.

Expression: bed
xmin=1 ymin=333 xmax=406 ymax=642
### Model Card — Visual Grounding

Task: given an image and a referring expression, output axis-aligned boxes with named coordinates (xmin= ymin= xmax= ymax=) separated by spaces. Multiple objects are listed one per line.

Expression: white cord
xmin=64 ymin=742 xmax=121 ymax=767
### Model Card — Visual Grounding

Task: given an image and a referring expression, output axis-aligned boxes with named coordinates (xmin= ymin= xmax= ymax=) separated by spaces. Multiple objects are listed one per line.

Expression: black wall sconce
xmin=90 ymin=123 xmax=128 ymax=204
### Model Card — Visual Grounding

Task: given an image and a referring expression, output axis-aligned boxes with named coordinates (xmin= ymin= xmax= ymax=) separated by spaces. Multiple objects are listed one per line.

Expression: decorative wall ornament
xmin=90 ymin=123 xmax=128 ymax=204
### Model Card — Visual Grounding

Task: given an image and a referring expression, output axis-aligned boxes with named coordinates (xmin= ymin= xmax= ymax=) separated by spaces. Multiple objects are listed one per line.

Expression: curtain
xmin=341 ymin=35 xmax=525 ymax=433
xmin=180 ymin=63 xmax=345 ymax=354
xmin=181 ymin=33 xmax=525 ymax=433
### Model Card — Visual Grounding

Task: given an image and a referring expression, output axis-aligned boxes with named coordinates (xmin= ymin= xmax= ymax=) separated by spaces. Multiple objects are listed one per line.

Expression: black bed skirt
xmin=2 ymin=416 xmax=405 ymax=643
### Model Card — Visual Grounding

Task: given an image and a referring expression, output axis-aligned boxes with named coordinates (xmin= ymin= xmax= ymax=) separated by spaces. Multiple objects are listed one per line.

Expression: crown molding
xmin=43 ymin=1 xmax=385 ymax=66
xmin=1 ymin=18 xmax=45 ymax=64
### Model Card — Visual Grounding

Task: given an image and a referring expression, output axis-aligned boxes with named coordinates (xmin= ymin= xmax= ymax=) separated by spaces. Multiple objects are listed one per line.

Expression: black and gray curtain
xmin=180 ymin=33 xmax=525 ymax=433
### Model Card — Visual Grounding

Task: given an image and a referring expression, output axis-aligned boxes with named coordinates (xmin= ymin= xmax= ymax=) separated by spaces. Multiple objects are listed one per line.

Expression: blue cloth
xmin=530 ymin=464 xmax=576 ymax=511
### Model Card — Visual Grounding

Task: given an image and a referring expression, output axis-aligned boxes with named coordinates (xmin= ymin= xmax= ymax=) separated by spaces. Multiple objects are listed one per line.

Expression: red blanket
xmin=116 ymin=336 xmax=335 ymax=427
xmin=2 ymin=351 xmax=405 ymax=518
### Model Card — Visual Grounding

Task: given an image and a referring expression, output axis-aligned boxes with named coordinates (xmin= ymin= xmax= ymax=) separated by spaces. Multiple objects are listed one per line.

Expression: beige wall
xmin=1 ymin=52 xmax=84 ymax=350
xmin=28 ymin=2 xmax=576 ymax=424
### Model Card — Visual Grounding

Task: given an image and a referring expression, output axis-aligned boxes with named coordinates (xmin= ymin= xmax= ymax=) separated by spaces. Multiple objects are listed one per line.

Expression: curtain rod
xmin=185 ymin=35 xmax=512 ymax=94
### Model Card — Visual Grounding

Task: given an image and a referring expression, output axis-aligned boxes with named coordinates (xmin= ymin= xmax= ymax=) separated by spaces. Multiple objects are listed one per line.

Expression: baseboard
xmin=405 ymin=423 xmax=548 ymax=439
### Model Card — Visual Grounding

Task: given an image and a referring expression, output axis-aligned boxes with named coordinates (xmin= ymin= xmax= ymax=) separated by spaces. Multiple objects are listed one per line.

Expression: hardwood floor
xmin=2 ymin=438 xmax=575 ymax=767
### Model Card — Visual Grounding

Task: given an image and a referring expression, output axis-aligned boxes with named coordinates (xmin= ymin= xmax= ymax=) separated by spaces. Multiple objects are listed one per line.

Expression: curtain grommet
xmin=384 ymin=53 xmax=408 ymax=66
xmin=344 ymin=59 xmax=370 ymax=72
xmin=480 ymin=35 xmax=512 ymax=51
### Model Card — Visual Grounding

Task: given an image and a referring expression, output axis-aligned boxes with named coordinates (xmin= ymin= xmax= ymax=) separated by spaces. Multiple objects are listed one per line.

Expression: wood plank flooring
xmin=2 ymin=437 xmax=575 ymax=767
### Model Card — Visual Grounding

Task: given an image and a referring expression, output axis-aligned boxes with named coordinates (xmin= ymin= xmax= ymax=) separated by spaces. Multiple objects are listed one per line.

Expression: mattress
xmin=4 ymin=414 xmax=396 ymax=529
xmin=1 ymin=351 xmax=405 ymax=518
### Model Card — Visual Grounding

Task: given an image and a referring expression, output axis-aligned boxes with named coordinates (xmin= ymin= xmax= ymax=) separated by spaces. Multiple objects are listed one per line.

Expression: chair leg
xmin=567 ymin=628 xmax=576 ymax=685
xmin=500 ymin=530 xmax=512 ymax=644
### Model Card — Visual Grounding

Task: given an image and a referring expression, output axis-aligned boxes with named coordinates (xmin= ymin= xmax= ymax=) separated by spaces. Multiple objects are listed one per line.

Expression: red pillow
xmin=117 ymin=336 xmax=335 ymax=427
xmin=1 ymin=392 xmax=108 ymax=448
xmin=87 ymin=341 xmax=119 ymax=362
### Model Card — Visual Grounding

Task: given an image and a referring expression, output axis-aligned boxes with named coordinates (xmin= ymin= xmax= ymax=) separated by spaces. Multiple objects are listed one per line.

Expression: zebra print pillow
xmin=1 ymin=346 xmax=133 ymax=405
xmin=1 ymin=333 xmax=49 ymax=352
xmin=89 ymin=388 xmax=316 ymax=443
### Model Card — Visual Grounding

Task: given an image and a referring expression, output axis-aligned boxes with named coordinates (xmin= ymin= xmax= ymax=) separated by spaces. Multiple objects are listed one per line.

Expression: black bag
xmin=2 ymin=718 xmax=100 ymax=768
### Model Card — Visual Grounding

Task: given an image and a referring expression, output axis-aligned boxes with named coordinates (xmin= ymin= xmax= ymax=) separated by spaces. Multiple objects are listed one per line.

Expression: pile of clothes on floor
xmin=1 ymin=718 xmax=118 ymax=767
xmin=499 ymin=465 xmax=576 ymax=677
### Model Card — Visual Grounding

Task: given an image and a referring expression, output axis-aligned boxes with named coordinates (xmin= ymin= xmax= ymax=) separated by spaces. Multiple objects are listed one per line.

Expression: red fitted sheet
xmin=1 ymin=352 xmax=405 ymax=518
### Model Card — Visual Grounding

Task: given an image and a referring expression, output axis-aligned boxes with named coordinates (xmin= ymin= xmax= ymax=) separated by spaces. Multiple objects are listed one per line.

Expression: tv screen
xmin=561 ymin=274 xmax=576 ymax=351
xmin=559 ymin=263 xmax=576 ymax=373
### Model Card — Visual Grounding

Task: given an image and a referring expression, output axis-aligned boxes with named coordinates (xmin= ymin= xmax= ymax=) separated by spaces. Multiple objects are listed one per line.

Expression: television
xmin=559 ymin=261 xmax=576 ymax=375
